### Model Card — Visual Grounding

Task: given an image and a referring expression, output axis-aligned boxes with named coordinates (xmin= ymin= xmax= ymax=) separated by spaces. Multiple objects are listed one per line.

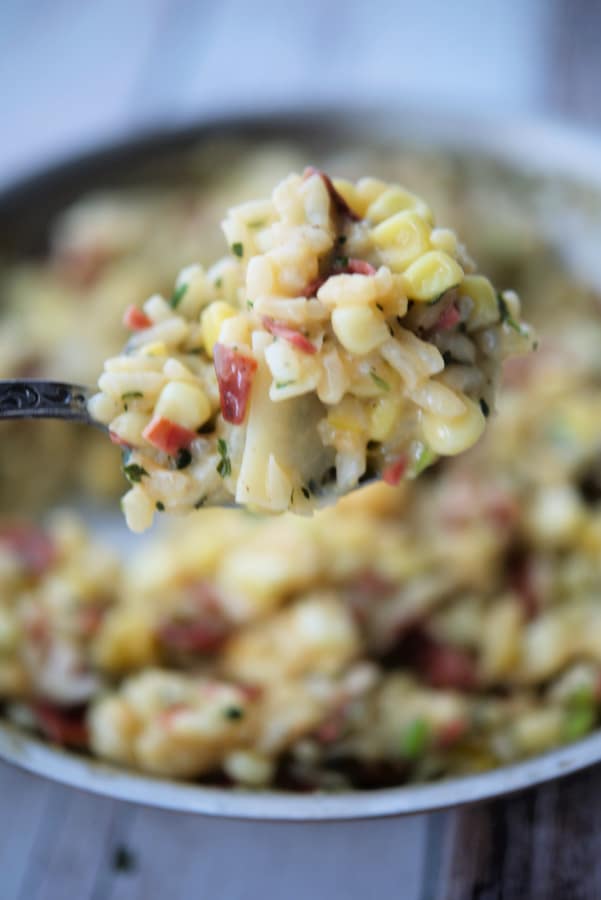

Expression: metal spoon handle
xmin=0 ymin=380 xmax=95 ymax=424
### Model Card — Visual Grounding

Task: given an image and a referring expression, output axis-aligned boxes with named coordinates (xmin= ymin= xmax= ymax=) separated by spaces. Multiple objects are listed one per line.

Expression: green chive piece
xmin=400 ymin=718 xmax=430 ymax=760
xmin=170 ymin=282 xmax=188 ymax=309
xmin=370 ymin=370 xmax=390 ymax=391
xmin=216 ymin=438 xmax=232 ymax=478
xmin=232 ymin=242 xmax=244 ymax=258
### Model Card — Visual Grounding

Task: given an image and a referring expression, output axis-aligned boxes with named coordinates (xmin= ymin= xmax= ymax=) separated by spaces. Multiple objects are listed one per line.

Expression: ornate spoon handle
xmin=0 ymin=380 xmax=96 ymax=425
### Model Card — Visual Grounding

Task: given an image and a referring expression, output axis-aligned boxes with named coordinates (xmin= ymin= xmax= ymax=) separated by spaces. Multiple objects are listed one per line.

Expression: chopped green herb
xmin=562 ymin=689 xmax=596 ymax=742
xmin=175 ymin=448 xmax=192 ymax=470
xmin=275 ymin=380 xmax=296 ymax=389
xmin=248 ymin=220 xmax=265 ymax=229
xmin=370 ymin=370 xmax=390 ymax=391
xmin=400 ymin=718 xmax=430 ymax=760
xmin=170 ymin=282 xmax=188 ymax=309
xmin=246 ymin=299 xmax=254 ymax=310
xmin=231 ymin=242 xmax=244 ymax=258
xmin=301 ymin=486 xmax=311 ymax=500
xmin=334 ymin=255 xmax=349 ymax=269
xmin=496 ymin=291 xmax=523 ymax=333
xmin=194 ymin=495 xmax=207 ymax=509
xmin=121 ymin=391 xmax=143 ymax=402
xmin=413 ymin=444 xmax=437 ymax=477
xmin=155 ymin=501 xmax=165 ymax=512
xmin=479 ymin=398 xmax=490 ymax=418
xmin=112 ymin=844 xmax=137 ymax=874
xmin=224 ymin=706 xmax=244 ymax=720
xmin=216 ymin=438 xmax=232 ymax=478
xmin=214 ymin=277 xmax=223 ymax=289
xmin=123 ymin=463 xmax=149 ymax=484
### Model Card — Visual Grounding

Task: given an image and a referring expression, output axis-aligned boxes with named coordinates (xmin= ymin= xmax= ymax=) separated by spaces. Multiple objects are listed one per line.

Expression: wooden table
xmin=0 ymin=1 xmax=600 ymax=897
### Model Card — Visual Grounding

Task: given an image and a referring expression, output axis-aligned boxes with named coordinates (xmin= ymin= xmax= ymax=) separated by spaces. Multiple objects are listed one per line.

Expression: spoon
xmin=0 ymin=380 xmax=97 ymax=425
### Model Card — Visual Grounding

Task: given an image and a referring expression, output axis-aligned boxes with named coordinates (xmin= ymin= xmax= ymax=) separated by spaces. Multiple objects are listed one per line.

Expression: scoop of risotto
xmin=89 ymin=170 xmax=534 ymax=531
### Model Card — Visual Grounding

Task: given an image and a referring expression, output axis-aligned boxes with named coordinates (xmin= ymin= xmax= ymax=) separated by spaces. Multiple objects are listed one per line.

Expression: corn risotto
xmin=1 ymin=139 xmax=601 ymax=790
xmin=89 ymin=170 xmax=533 ymax=531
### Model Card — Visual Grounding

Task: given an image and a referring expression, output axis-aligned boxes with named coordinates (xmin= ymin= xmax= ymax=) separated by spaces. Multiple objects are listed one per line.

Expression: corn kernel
xmin=421 ymin=397 xmax=485 ymax=455
xmin=332 ymin=306 xmax=389 ymax=355
xmin=121 ymin=485 xmax=155 ymax=533
xmin=367 ymin=186 xmax=433 ymax=225
xmin=369 ymin=395 xmax=402 ymax=441
xmin=462 ymin=275 xmax=499 ymax=330
xmin=328 ymin=396 xmax=368 ymax=434
xmin=402 ymin=251 xmax=463 ymax=302
xmin=430 ymin=228 xmax=458 ymax=256
xmin=371 ymin=211 xmax=431 ymax=271
xmin=201 ymin=301 xmax=237 ymax=354
xmin=332 ymin=178 xmax=366 ymax=217
xmin=154 ymin=381 xmax=211 ymax=430
xmin=139 ymin=341 xmax=168 ymax=357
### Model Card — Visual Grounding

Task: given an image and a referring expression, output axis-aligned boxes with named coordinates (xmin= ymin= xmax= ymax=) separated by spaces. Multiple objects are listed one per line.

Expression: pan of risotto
xmin=2 ymin=108 xmax=601 ymax=819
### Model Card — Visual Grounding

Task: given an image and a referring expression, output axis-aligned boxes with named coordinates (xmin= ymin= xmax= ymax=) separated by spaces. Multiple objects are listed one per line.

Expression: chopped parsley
xmin=496 ymin=291 xmax=523 ymax=333
xmin=562 ymin=687 xmax=596 ymax=742
xmin=246 ymin=299 xmax=254 ymax=310
xmin=155 ymin=501 xmax=165 ymax=512
xmin=194 ymin=495 xmax=207 ymax=509
xmin=479 ymin=398 xmax=490 ymax=418
xmin=175 ymin=448 xmax=192 ymax=469
xmin=231 ymin=242 xmax=244 ymax=258
xmin=123 ymin=463 xmax=149 ymax=484
xmin=334 ymin=255 xmax=349 ymax=269
xmin=413 ymin=444 xmax=437 ymax=477
xmin=370 ymin=370 xmax=390 ymax=391
xmin=224 ymin=706 xmax=244 ymax=720
xmin=216 ymin=438 xmax=232 ymax=478
xmin=214 ymin=277 xmax=223 ymax=289
xmin=275 ymin=380 xmax=296 ymax=389
xmin=170 ymin=282 xmax=188 ymax=309
xmin=248 ymin=220 xmax=265 ymax=229
xmin=301 ymin=486 xmax=311 ymax=500
xmin=400 ymin=718 xmax=430 ymax=760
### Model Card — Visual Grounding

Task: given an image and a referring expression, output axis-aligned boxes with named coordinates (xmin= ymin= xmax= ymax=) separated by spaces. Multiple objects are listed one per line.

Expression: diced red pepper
xmin=345 ymin=259 xmax=376 ymax=276
xmin=0 ymin=524 xmax=56 ymax=576
xmin=123 ymin=304 xmax=152 ymax=331
xmin=109 ymin=430 xmax=132 ymax=449
xmin=142 ymin=416 xmax=197 ymax=455
xmin=438 ymin=718 xmax=468 ymax=749
xmin=433 ymin=303 xmax=461 ymax=332
xmin=213 ymin=343 xmax=258 ymax=425
xmin=158 ymin=581 xmax=230 ymax=654
xmin=262 ymin=317 xmax=317 ymax=354
xmin=33 ymin=702 xmax=89 ymax=748
xmin=382 ymin=456 xmax=408 ymax=486
xmin=303 ymin=167 xmax=360 ymax=221
xmin=410 ymin=632 xmax=478 ymax=691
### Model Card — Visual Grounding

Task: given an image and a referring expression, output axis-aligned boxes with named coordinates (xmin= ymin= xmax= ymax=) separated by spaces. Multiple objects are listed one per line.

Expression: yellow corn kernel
xmin=462 ymin=275 xmax=499 ymax=330
xmin=121 ymin=485 xmax=155 ymax=533
xmin=355 ymin=177 xmax=389 ymax=209
xmin=139 ymin=341 xmax=168 ymax=357
xmin=430 ymin=227 xmax=458 ymax=256
xmin=332 ymin=178 xmax=363 ymax=215
xmin=421 ymin=397 xmax=485 ymax=455
xmin=154 ymin=381 xmax=211 ymax=430
xmin=332 ymin=306 xmax=389 ymax=355
xmin=201 ymin=301 xmax=237 ymax=354
xmin=367 ymin=186 xmax=433 ymax=225
xmin=402 ymin=251 xmax=463 ymax=302
xmin=371 ymin=211 xmax=431 ymax=271
xmin=328 ymin=396 xmax=368 ymax=434
xmin=369 ymin=395 xmax=402 ymax=441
